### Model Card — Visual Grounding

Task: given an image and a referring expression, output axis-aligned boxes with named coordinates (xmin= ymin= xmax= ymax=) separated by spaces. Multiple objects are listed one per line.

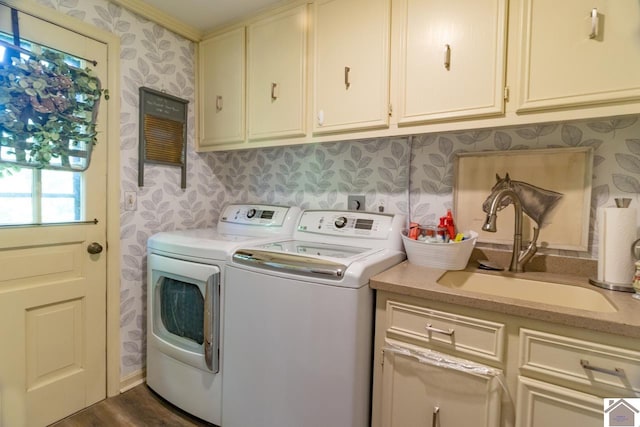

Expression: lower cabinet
xmin=515 ymin=376 xmax=603 ymax=427
xmin=380 ymin=344 xmax=502 ymax=427
xmin=372 ymin=291 xmax=640 ymax=427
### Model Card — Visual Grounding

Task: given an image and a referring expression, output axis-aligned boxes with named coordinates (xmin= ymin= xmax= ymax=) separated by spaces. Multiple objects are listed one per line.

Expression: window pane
xmin=42 ymin=197 xmax=78 ymax=222
xmin=0 ymin=168 xmax=33 ymax=224
xmin=41 ymin=170 xmax=81 ymax=223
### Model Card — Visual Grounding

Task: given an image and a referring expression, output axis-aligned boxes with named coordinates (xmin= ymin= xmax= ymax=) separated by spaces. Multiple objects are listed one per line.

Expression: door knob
xmin=87 ymin=242 xmax=103 ymax=254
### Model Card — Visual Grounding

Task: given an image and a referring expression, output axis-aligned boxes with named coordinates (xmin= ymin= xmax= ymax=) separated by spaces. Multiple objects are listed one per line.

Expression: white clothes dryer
xmin=146 ymin=204 xmax=300 ymax=425
xmin=223 ymin=210 xmax=406 ymax=427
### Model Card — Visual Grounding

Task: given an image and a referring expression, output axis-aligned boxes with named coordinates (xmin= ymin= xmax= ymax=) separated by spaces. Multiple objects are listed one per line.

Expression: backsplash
xmin=211 ymin=115 xmax=640 ymax=259
xmin=38 ymin=0 xmax=640 ymax=382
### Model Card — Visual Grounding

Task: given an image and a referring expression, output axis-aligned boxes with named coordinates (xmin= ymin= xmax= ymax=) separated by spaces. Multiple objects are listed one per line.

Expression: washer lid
xmin=259 ymin=240 xmax=371 ymax=259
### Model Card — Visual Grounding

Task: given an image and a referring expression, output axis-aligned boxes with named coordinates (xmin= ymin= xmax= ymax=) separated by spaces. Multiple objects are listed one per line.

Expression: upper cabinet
xmin=394 ymin=0 xmax=508 ymax=124
xmin=196 ymin=0 xmax=640 ymax=151
xmin=199 ymin=27 xmax=245 ymax=147
xmin=313 ymin=0 xmax=391 ymax=134
xmin=247 ymin=5 xmax=308 ymax=140
xmin=517 ymin=0 xmax=640 ymax=112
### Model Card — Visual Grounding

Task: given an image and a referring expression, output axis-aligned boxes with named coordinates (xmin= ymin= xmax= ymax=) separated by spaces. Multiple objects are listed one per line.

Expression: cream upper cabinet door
xmin=313 ymin=0 xmax=391 ymax=134
xmin=394 ymin=0 xmax=507 ymax=124
xmin=199 ymin=27 xmax=245 ymax=147
xmin=247 ymin=5 xmax=307 ymax=141
xmin=517 ymin=0 xmax=640 ymax=112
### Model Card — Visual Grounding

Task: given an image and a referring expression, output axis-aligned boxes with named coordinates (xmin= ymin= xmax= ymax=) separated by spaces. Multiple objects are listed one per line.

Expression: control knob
xmin=247 ymin=208 xmax=257 ymax=218
xmin=334 ymin=216 xmax=348 ymax=229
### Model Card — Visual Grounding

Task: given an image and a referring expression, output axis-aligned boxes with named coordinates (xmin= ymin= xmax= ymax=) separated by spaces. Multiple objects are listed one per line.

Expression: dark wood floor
xmin=50 ymin=383 xmax=216 ymax=427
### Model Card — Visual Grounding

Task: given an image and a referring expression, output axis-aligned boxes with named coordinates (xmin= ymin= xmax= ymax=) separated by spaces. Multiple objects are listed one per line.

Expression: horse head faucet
xmin=481 ymin=173 xmax=557 ymax=272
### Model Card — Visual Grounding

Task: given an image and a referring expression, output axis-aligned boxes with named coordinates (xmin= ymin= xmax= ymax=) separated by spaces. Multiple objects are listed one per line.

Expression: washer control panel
xmin=296 ymin=210 xmax=395 ymax=239
xmin=220 ymin=204 xmax=292 ymax=226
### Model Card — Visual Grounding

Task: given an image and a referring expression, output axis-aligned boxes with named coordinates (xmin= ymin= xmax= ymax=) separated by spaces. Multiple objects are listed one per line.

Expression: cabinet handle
xmin=271 ymin=82 xmax=279 ymax=100
xmin=580 ymin=359 xmax=625 ymax=377
xmin=425 ymin=323 xmax=455 ymax=336
xmin=344 ymin=66 xmax=351 ymax=89
xmin=589 ymin=8 xmax=599 ymax=39
xmin=432 ymin=406 xmax=440 ymax=427
xmin=444 ymin=44 xmax=451 ymax=70
xmin=216 ymin=95 xmax=223 ymax=112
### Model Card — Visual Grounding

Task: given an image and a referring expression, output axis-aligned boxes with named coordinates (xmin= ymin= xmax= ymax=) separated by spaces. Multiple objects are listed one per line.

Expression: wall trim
xmin=110 ymin=0 xmax=202 ymax=41
xmin=120 ymin=369 xmax=146 ymax=393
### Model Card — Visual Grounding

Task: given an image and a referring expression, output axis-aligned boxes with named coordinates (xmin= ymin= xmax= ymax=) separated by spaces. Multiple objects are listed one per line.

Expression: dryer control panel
xmin=220 ymin=204 xmax=294 ymax=226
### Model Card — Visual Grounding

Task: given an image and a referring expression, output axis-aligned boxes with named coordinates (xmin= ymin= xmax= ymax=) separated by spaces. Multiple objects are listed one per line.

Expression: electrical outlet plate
xmin=124 ymin=191 xmax=137 ymax=211
xmin=348 ymin=195 xmax=365 ymax=211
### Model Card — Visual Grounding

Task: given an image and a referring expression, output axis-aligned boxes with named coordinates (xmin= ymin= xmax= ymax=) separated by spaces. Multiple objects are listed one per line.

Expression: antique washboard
xmin=138 ymin=87 xmax=189 ymax=189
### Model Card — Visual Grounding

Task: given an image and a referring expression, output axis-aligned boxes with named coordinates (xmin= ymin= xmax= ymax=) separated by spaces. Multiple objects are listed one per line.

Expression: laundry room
xmin=1 ymin=0 xmax=640 ymax=426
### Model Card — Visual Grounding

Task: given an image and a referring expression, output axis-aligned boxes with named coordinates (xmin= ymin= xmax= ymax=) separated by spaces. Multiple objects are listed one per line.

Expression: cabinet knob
xmin=216 ymin=95 xmax=223 ymax=112
xmin=444 ymin=44 xmax=451 ymax=70
xmin=589 ymin=8 xmax=599 ymax=39
xmin=271 ymin=82 xmax=279 ymax=100
xmin=580 ymin=359 xmax=625 ymax=377
xmin=344 ymin=66 xmax=351 ymax=89
xmin=426 ymin=323 xmax=455 ymax=336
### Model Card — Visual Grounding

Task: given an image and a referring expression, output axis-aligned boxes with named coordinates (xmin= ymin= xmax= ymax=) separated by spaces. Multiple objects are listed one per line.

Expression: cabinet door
xmin=517 ymin=0 xmax=640 ymax=112
xmin=516 ymin=376 xmax=603 ymax=427
xmin=395 ymin=0 xmax=507 ymax=124
xmin=247 ymin=5 xmax=307 ymax=140
xmin=380 ymin=347 xmax=501 ymax=427
xmin=313 ymin=0 xmax=391 ymax=133
xmin=198 ymin=28 xmax=245 ymax=147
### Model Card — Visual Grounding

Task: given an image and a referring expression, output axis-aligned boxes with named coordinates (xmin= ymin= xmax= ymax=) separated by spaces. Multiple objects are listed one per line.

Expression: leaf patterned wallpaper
xmin=38 ymin=0 xmax=640 ymax=381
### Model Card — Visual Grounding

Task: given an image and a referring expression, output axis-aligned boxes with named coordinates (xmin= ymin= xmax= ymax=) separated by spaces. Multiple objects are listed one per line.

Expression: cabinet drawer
xmin=519 ymin=329 xmax=640 ymax=395
xmin=385 ymin=300 xmax=505 ymax=363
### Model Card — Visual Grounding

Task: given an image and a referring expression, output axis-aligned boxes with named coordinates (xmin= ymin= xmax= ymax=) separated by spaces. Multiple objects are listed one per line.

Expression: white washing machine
xmin=222 ymin=210 xmax=406 ymax=427
xmin=146 ymin=204 xmax=300 ymax=425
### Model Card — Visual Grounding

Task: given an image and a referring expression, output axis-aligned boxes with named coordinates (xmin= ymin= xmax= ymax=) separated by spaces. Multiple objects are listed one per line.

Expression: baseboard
xmin=119 ymin=368 xmax=146 ymax=393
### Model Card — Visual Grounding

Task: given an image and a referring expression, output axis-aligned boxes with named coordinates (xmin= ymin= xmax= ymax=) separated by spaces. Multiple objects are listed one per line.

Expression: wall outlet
xmin=378 ymin=197 xmax=388 ymax=213
xmin=348 ymin=195 xmax=365 ymax=211
xmin=124 ymin=191 xmax=137 ymax=211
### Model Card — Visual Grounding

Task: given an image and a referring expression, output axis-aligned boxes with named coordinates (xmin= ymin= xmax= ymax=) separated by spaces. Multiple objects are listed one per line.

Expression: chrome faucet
xmin=482 ymin=188 xmax=538 ymax=272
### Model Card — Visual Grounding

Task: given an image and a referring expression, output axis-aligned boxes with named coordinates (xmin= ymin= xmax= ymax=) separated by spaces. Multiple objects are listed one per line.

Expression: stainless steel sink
xmin=437 ymin=271 xmax=617 ymax=313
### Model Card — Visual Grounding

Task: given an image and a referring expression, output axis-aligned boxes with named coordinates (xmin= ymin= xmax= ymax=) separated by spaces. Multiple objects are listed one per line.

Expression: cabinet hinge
xmin=388 ymin=104 xmax=393 ymax=117
xmin=503 ymin=86 xmax=510 ymax=101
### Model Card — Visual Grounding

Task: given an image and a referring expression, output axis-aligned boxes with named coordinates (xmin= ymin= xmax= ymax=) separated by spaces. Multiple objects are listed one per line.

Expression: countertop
xmin=370 ymin=259 xmax=640 ymax=339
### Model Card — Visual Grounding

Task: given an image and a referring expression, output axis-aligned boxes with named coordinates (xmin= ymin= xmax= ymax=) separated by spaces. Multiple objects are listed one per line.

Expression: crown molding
xmin=110 ymin=0 xmax=203 ymax=42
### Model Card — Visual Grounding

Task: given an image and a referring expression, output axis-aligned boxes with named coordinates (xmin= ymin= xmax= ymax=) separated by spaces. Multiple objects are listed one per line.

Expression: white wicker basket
xmin=401 ymin=230 xmax=478 ymax=270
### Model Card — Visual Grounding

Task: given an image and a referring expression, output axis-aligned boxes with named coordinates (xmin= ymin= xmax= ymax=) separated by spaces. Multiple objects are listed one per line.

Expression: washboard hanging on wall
xmin=138 ymin=87 xmax=189 ymax=189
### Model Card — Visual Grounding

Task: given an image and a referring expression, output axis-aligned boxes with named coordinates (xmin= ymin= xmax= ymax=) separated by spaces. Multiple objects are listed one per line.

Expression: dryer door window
xmin=160 ymin=277 xmax=204 ymax=345
xmin=148 ymin=253 xmax=221 ymax=373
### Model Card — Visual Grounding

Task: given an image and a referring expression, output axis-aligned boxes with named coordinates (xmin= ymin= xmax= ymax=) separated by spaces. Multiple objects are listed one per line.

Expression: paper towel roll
xmin=597 ymin=207 xmax=638 ymax=286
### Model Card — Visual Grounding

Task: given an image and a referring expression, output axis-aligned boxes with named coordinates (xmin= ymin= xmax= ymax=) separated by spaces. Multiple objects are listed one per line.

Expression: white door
xmin=0 ymin=7 xmax=108 ymax=426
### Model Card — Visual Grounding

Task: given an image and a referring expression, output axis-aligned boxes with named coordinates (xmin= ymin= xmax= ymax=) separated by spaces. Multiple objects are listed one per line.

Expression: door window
xmin=0 ymin=34 xmax=87 ymax=225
